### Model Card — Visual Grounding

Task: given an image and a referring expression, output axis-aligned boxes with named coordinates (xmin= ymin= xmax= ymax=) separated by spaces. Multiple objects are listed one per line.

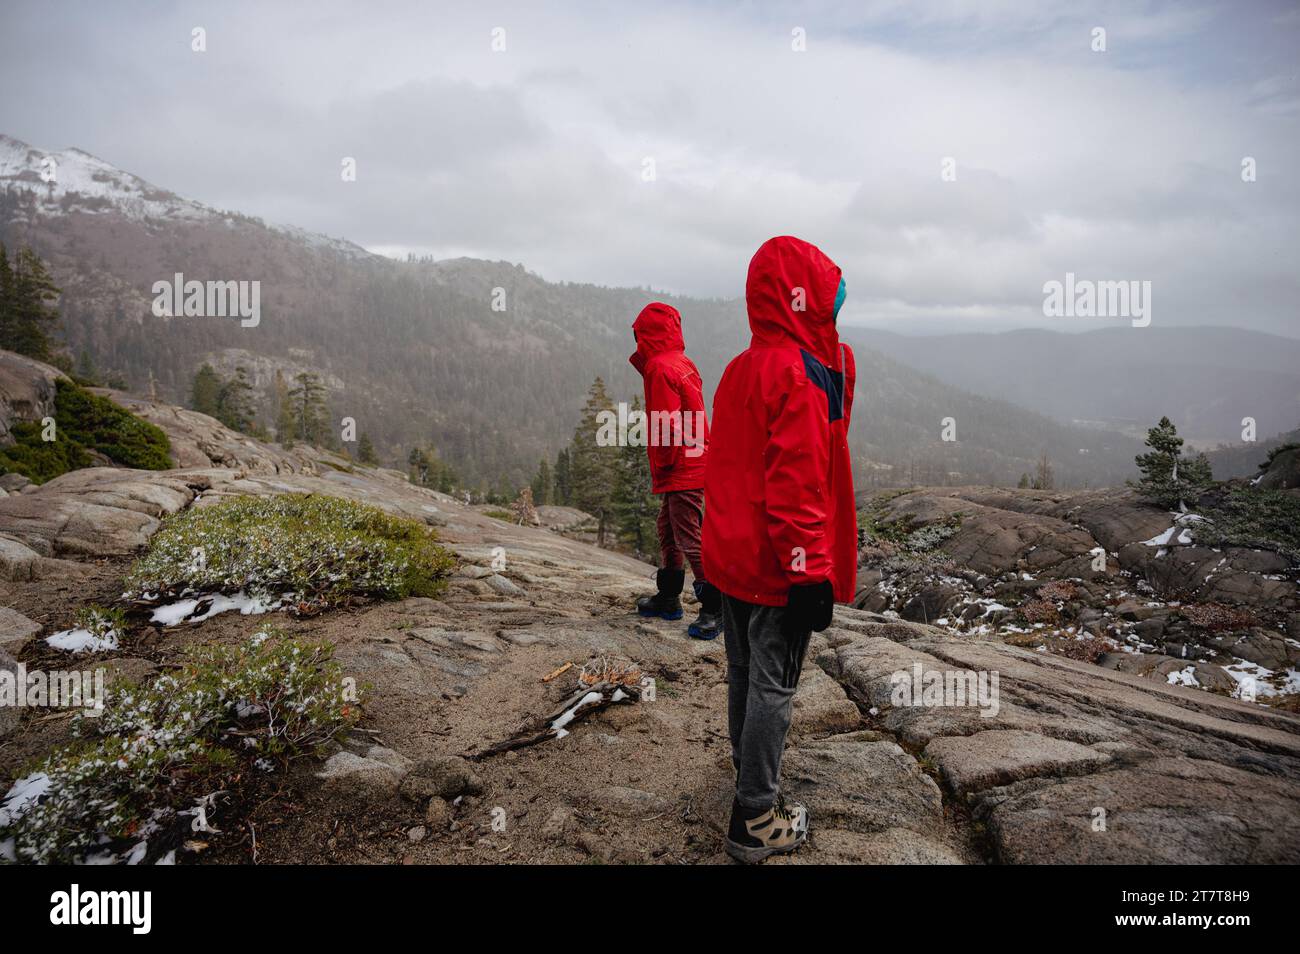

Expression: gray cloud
xmin=1 ymin=0 xmax=1297 ymax=335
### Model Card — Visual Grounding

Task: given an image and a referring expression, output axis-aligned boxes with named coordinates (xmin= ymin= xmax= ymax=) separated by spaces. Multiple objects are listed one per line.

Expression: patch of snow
xmin=550 ymin=690 xmax=603 ymax=740
xmin=1167 ymin=666 xmax=1200 ymax=688
xmin=0 ymin=772 xmax=51 ymax=829
xmin=124 ymin=840 xmax=149 ymax=865
xmin=150 ymin=591 xmax=286 ymax=627
xmin=46 ymin=628 xmax=118 ymax=653
xmin=1221 ymin=659 xmax=1300 ymax=699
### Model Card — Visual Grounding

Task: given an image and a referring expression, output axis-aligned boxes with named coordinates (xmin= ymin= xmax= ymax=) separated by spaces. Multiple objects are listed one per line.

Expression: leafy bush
xmin=905 ymin=518 xmax=961 ymax=552
xmin=1196 ymin=486 xmax=1300 ymax=564
xmin=1054 ymin=635 xmax=1116 ymax=664
xmin=860 ymin=496 xmax=961 ymax=553
xmin=1036 ymin=580 xmax=1079 ymax=603
xmin=0 ymin=420 xmax=90 ymax=482
xmin=123 ymin=493 xmax=456 ymax=609
xmin=0 ymin=631 xmax=361 ymax=864
xmin=53 ymin=379 xmax=172 ymax=469
xmin=1017 ymin=598 xmax=1060 ymax=625
xmin=1180 ymin=602 xmax=1258 ymax=632
xmin=73 ymin=605 xmax=126 ymax=635
xmin=0 ymin=378 xmax=172 ymax=483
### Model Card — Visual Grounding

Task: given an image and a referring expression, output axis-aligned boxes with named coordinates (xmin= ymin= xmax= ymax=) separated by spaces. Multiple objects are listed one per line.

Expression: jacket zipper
xmin=839 ymin=344 xmax=847 ymax=418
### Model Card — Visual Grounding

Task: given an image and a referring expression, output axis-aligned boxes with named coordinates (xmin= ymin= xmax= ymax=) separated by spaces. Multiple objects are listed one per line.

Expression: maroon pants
xmin=657 ymin=488 xmax=706 ymax=581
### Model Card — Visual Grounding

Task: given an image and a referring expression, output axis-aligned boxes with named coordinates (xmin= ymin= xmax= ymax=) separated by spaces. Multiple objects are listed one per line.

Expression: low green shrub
xmin=0 ymin=378 xmax=172 ymax=483
xmin=0 ymin=630 xmax=361 ymax=864
xmin=1197 ymin=486 xmax=1300 ymax=564
xmin=123 ymin=493 xmax=456 ymax=609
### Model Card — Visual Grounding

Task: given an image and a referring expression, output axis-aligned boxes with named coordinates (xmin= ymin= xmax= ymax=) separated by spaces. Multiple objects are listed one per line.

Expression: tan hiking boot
xmin=725 ymin=794 xmax=809 ymax=863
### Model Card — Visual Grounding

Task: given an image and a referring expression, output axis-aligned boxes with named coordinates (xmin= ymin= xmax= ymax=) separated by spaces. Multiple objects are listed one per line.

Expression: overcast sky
xmin=2 ymin=0 xmax=1297 ymax=334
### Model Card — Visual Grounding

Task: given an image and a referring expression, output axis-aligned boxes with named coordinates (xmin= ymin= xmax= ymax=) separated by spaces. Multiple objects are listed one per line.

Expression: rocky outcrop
xmin=0 ymin=351 xmax=62 ymax=446
xmin=1257 ymin=446 xmax=1300 ymax=490
xmin=93 ymin=390 xmax=324 ymax=475
xmin=856 ymin=486 xmax=1299 ymax=701
xmin=823 ymin=606 xmax=1300 ymax=863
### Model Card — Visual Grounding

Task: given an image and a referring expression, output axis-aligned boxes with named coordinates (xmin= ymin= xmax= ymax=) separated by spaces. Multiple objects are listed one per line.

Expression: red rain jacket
xmin=629 ymin=302 xmax=709 ymax=493
xmin=703 ymin=237 xmax=858 ymax=606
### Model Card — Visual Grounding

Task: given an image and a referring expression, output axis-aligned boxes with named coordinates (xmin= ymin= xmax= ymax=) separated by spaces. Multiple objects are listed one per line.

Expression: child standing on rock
xmin=703 ymin=236 xmax=857 ymax=862
xmin=629 ymin=302 xmax=721 ymax=640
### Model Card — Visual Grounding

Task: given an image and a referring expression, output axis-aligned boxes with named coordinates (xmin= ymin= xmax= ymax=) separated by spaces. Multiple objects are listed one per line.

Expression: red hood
xmin=746 ymin=235 xmax=843 ymax=368
xmin=629 ymin=301 xmax=685 ymax=375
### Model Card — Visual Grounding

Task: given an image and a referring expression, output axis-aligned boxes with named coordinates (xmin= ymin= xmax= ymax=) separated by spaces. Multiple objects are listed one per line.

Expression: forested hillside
xmin=1 ymin=135 xmax=1144 ymax=492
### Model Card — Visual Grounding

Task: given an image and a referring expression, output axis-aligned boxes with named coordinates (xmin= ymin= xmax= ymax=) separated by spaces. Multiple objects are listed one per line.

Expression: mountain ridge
xmin=1 ymin=133 xmax=1152 ymax=490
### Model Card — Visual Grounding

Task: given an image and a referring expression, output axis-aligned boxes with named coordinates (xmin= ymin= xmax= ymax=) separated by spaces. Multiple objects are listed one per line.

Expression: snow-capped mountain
xmin=0 ymin=134 xmax=367 ymax=256
xmin=0 ymin=134 xmax=213 ymax=223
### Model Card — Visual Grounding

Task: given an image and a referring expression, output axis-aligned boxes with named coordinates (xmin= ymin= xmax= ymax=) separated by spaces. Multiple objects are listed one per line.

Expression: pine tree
xmin=357 ymin=434 xmax=378 ymax=465
xmin=568 ymin=377 xmax=618 ymax=545
xmin=1133 ymin=416 xmax=1213 ymax=511
xmin=531 ymin=458 xmax=553 ymax=506
xmin=0 ymin=244 xmax=13 ymax=348
xmin=190 ymin=363 xmax=223 ymax=417
xmin=216 ymin=366 xmax=256 ymax=433
xmin=287 ymin=372 xmax=330 ymax=446
xmin=612 ymin=397 xmax=658 ymax=554
xmin=1033 ymin=452 xmax=1054 ymax=490
xmin=1017 ymin=473 xmax=1031 ymax=489
xmin=0 ymin=245 xmax=62 ymax=360
xmin=408 ymin=447 xmax=431 ymax=485
xmin=553 ymin=448 xmax=572 ymax=506
xmin=274 ymin=371 xmax=296 ymax=447
xmin=74 ymin=348 xmax=101 ymax=386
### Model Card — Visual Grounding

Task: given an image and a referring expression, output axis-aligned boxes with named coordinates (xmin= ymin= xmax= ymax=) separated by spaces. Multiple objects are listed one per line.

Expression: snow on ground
xmin=1220 ymin=659 xmax=1300 ymax=699
xmin=550 ymin=691 xmax=603 ymax=739
xmin=0 ymin=772 xmax=52 ymax=859
xmin=150 ymin=591 xmax=286 ymax=627
xmin=45 ymin=627 xmax=119 ymax=653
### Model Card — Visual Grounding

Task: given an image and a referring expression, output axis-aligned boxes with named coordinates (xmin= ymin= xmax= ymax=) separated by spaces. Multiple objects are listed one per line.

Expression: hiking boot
xmin=687 ymin=580 xmax=722 ymax=640
xmin=636 ymin=567 xmax=684 ymax=620
xmin=725 ymin=794 xmax=809 ymax=864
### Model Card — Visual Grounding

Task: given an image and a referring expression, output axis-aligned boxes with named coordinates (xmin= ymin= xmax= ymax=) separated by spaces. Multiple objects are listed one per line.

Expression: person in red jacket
xmin=702 ymin=236 xmax=857 ymax=862
xmin=629 ymin=302 xmax=720 ymax=638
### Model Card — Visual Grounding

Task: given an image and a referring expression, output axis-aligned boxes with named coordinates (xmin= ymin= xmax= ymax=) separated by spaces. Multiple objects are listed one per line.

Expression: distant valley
xmin=3 ymin=134 xmax=1293 ymax=491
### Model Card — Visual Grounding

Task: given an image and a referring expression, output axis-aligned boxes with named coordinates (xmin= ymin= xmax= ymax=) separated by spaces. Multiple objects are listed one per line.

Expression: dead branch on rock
xmin=542 ymin=661 xmax=573 ymax=682
xmin=471 ymin=677 xmax=642 ymax=761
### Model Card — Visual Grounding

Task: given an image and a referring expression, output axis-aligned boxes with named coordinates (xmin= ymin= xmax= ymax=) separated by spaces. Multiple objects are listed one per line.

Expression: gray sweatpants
xmin=722 ymin=594 xmax=813 ymax=810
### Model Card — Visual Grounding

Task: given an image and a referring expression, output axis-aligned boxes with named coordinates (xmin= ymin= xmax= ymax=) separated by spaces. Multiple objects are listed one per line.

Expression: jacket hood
xmin=630 ymin=302 xmax=685 ymax=374
xmin=746 ymin=235 xmax=843 ymax=367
